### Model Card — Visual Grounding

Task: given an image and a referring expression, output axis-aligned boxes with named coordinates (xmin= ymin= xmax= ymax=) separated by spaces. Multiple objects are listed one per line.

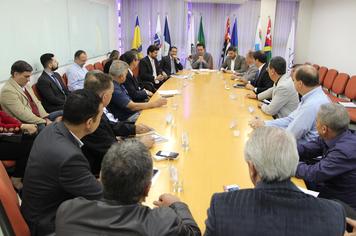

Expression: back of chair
xmin=94 ymin=62 xmax=104 ymax=71
xmin=85 ymin=64 xmax=95 ymax=71
xmin=322 ymin=69 xmax=338 ymax=90
xmin=345 ymin=76 xmax=356 ymax=100
xmin=318 ymin=66 xmax=328 ymax=84
xmin=61 ymin=73 xmax=68 ymax=88
xmin=0 ymin=162 xmax=30 ymax=236
xmin=31 ymin=84 xmax=42 ymax=101
xmin=331 ymin=73 xmax=349 ymax=95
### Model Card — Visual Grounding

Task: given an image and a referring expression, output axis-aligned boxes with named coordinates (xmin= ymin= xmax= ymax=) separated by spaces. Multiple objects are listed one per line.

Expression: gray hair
xmin=101 ymin=139 xmax=152 ymax=204
xmin=244 ymin=127 xmax=299 ymax=182
xmin=317 ymin=103 xmax=350 ymax=134
xmin=109 ymin=60 xmax=129 ymax=78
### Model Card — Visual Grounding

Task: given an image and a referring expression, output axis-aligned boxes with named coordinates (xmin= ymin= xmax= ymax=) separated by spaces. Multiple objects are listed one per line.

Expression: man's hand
xmin=246 ymin=93 xmax=257 ymax=99
xmin=345 ymin=218 xmax=356 ymax=236
xmin=21 ymin=124 xmax=38 ymax=135
xmin=153 ymin=193 xmax=180 ymax=207
xmin=138 ymin=135 xmax=154 ymax=149
xmin=145 ymin=89 xmax=153 ymax=97
xmin=45 ymin=118 xmax=52 ymax=126
xmin=258 ymin=102 xmax=263 ymax=108
xmin=245 ymin=83 xmax=255 ymax=90
xmin=157 ymin=74 xmax=165 ymax=81
xmin=248 ymin=117 xmax=265 ymax=129
xmin=135 ymin=124 xmax=153 ymax=134
xmin=153 ymin=97 xmax=167 ymax=107
xmin=198 ymin=56 xmax=204 ymax=62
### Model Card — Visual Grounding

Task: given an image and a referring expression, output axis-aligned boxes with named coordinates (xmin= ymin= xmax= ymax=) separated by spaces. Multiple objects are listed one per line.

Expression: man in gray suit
xmin=56 ymin=139 xmax=201 ymax=236
xmin=232 ymin=51 xmax=258 ymax=82
xmin=204 ymin=126 xmax=346 ymax=236
xmin=220 ymin=46 xmax=247 ymax=73
xmin=247 ymin=56 xmax=299 ymax=118
xmin=191 ymin=43 xmax=213 ymax=69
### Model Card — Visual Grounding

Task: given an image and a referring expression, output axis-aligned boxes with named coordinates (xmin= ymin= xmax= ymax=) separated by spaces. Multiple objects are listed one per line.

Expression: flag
xmin=254 ymin=17 xmax=262 ymax=51
xmin=197 ymin=16 xmax=205 ymax=45
xmin=220 ymin=17 xmax=231 ymax=64
xmin=162 ymin=16 xmax=171 ymax=56
xmin=154 ymin=15 xmax=162 ymax=60
xmin=231 ymin=17 xmax=238 ymax=48
xmin=131 ymin=16 xmax=143 ymax=58
xmin=285 ymin=20 xmax=295 ymax=73
xmin=187 ymin=14 xmax=195 ymax=56
xmin=264 ymin=17 xmax=272 ymax=62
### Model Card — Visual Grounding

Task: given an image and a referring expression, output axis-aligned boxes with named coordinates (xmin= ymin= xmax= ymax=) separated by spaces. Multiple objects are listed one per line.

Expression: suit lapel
xmin=44 ymin=72 xmax=65 ymax=94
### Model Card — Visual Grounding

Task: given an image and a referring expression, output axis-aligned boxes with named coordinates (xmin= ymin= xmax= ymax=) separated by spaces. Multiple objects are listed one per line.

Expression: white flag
xmin=154 ymin=15 xmax=162 ymax=60
xmin=254 ymin=17 xmax=262 ymax=51
xmin=187 ymin=14 xmax=195 ymax=56
xmin=285 ymin=20 xmax=295 ymax=73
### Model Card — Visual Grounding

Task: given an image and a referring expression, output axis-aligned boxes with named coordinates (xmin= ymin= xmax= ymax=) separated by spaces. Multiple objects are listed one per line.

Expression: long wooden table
xmin=137 ymin=70 xmax=305 ymax=231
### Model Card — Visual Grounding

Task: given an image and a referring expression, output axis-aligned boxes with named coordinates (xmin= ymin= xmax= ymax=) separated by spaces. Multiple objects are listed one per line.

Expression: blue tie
xmin=51 ymin=74 xmax=64 ymax=94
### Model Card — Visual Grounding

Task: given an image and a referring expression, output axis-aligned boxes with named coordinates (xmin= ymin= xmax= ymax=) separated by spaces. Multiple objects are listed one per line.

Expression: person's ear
xmin=247 ymin=160 xmax=258 ymax=186
xmin=143 ymin=181 xmax=151 ymax=198
xmin=85 ymin=117 xmax=94 ymax=130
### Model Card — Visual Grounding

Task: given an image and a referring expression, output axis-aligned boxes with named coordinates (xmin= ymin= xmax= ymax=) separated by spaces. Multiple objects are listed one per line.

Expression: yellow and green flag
xmin=132 ymin=16 xmax=143 ymax=59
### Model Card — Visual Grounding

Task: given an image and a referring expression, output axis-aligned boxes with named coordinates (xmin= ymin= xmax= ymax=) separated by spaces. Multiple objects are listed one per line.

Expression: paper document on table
xmin=158 ymin=90 xmax=181 ymax=97
xmin=170 ymin=74 xmax=189 ymax=79
xmin=338 ymin=102 xmax=356 ymax=108
xmin=297 ymin=186 xmax=319 ymax=197
xmin=150 ymin=132 xmax=169 ymax=143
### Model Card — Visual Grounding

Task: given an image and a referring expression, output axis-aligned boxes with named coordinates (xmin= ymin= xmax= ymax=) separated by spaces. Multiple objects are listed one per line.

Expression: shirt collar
xmin=69 ymin=131 xmax=84 ymax=148
xmin=324 ymin=129 xmax=350 ymax=148
xmin=255 ymin=179 xmax=299 ymax=191
xmin=128 ymin=68 xmax=133 ymax=76
xmin=301 ymin=86 xmax=322 ymax=103
xmin=44 ymin=69 xmax=54 ymax=77
xmin=258 ymin=63 xmax=265 ymax=71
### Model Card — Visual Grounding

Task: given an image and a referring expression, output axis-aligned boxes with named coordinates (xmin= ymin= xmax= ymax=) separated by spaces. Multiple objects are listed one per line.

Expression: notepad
xmin=170 ymin=75 xmax=189 ymax=79
xmin=158 ymin=90 xmax=180 ymax=97
xmin=297 ymin=186 xmax=319 ymax=197
xmin=338 ymin=101 xmax=356 ymax=108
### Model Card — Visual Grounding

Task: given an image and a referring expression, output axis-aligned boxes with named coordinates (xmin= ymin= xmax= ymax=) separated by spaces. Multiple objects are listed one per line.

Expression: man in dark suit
xmin=245 ymin=50 xmax=273 ymax=94
xmin=37 ymin=53 xmax=70 ymax=112
xmin=204 ymin=126 xmax=346 ymax=236
xmin=160 ymin=46 xmax=183 ymax=76
xmin=56 ymin=139 xmax=201 ymax=236
xmin=21 ymin=90 xmax=104 ymax=236
xmin=81 ymin=71 xmax=154 ymax=175
xmin=138 ymin=45 xmax=167 ymax=90
xmin=121 ymin=50 xmax=152 ymax=102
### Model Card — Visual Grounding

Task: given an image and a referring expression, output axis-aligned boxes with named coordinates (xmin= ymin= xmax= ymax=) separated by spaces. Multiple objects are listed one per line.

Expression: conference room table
xmin=137 ymin=70 xmax=306 ymax=231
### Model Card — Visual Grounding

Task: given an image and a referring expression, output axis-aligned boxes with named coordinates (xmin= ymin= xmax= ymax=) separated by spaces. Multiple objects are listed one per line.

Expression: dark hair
xmin=120 ymin=51 xmax=138 ymax=65
xmin=109 ymin=50 xmax=120 ymax=60
xmin=63 ymin=89 xmax=102 ymax=125
xmin=101 ymin=140 xmax=153 ymax=204
xmin=147 ymin=45 xmax=159 ymax=55
xmin=294 ymin=65 xmax=320 ymax=87
xmin=74 ymin=50 xmax=86 ymax=59
xmin=40 ymin=53 xmax=54 ymax=68
xmin=269 ymin=56 xmax=286 ymax=75
xmin=131 ymin=48 xmax=139 ymax=53
xmin=10 ymin=60 xmax=33 ymax=76
xmin=227 ymin=46 xmax=237 ymax=53
xmin=252 ymin=50 xmax=267 ymax=64
xmin=169 ymin=46 xmax=177 ymax=52
xmin=196 ymin=43 xmax=205 ymax=49
xmin=84 ymin=71 xmax=113 ymax=95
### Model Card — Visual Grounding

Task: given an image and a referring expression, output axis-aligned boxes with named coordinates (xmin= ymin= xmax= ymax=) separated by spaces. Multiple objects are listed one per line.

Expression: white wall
xmin=296 ymin=0 xmax=356 ymax=75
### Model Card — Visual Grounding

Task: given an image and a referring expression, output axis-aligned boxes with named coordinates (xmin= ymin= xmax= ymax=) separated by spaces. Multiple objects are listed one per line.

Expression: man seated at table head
xmin=204 ymin=126 xmax=346 ymax=236
xmin=37 ymin=53 xmax=70 ymax=113
xmin=296 ymin=103 xmax=356 ymax=210
xmin=82 ymin=70 xmax=154 ymax=175
xmin=21 ymin=89 xmax=103 ymax=236
xmin=247 ymin=56 xmax=299 ymax=118
xmin=0 ymin=60 xmax=58 ymax=129
xmin=231 ymin=50 xmax=258 ymax=82
xmin=160 ymin=46 xmax=183 ymax=76
xmin=67 ymin=50 xmax=88 ymax=91
xmin=138 ymin=45 xmax=167 ymax=90
xmin=249 ymin=64 xmax=330 ymax=144
xmin=108 ymin=60 xmax=167 ymax=122
xmin=55 ymin=140 xmax=201 ymax=236
xmin=220 ymin=46 xmax=247 ymax=73
xmin=191 ymin=43 xmax=214 ymax=70
xmin=121 ymin=50 xmax=153 ymax=102
xmin=244 ymin=50 xmax=273 ymax=94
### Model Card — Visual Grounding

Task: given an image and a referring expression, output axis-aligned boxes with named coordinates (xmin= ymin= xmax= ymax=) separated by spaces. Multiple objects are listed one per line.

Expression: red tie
xmin=24 ymin=88 xmax=41 ymax=117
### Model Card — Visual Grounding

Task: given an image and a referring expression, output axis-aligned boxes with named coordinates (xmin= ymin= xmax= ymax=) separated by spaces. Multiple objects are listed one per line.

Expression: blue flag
xmin=231 ymin=18 xmax=238 ymax=48
xmin=163 ymin=16 xmax=171 ymax=56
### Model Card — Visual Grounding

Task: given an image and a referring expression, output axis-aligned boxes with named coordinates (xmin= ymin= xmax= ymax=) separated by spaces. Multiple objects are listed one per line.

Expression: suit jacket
xmin=36 ymin=71 xmax=70 ymax=113
xmin=0 ymin=78 xmax=48 ymax=124
xmin=21 ymin=122 xmax=103 ymax=236
xmin=221 ymin=55 xmax=247 ymax=73
xmin=204 ymin=180 xmax=345 ymax=236
xmin=242 ymin=64 xmax=259 ymax=81
xmin=258 ymin=74 xmax=299 ymax=118
xmin=81 ymin=113 xmax=135 ymax=175
xmin=123 ymin=70 xmax=148 ymax=102
xmin=191 ymin=53 xmax=214 ymax=69
xmin=251 ymin=63 xmax=274 ymax=94
xmin=56 ymin=197 xmax=201 ymax=236
xmin=160 ymin=55 xmax=183 ymax=76
xmin=138 ymin=56 xmax=164 ymax=88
